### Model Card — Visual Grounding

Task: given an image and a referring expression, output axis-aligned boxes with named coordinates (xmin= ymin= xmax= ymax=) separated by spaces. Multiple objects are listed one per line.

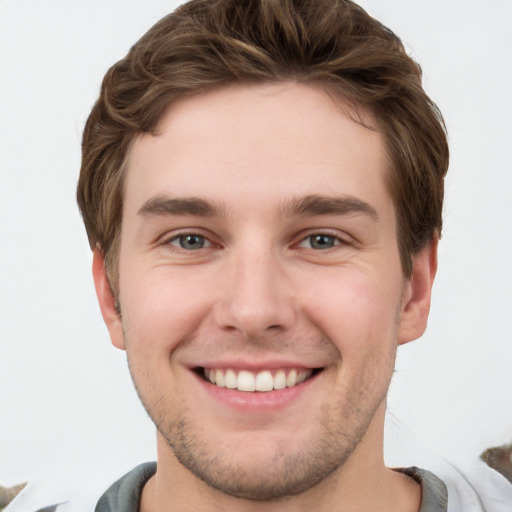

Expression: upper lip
xmin=189 ymin=358 xmax=322 ymax=371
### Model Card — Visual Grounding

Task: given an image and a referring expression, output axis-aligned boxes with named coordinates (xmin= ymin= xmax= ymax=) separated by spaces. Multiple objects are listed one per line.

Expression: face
xmin=94 ymin=83 xmax=434 ymax=500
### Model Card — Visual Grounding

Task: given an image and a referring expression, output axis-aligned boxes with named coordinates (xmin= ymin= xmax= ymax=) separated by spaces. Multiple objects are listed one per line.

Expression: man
xmin=7 ymin=0 xmax=511 ymax=510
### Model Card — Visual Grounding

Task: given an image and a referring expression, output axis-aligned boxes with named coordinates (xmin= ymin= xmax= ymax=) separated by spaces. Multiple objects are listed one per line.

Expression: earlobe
xmin=398 ymin=238 xmax=438 ymax=345
xmin=92 ymin=248 xmax=126 ymax=350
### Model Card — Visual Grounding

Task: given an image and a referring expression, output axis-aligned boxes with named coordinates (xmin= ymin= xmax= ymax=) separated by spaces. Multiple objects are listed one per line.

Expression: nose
xmin=213 ymin=245 xmax=297 ymax=339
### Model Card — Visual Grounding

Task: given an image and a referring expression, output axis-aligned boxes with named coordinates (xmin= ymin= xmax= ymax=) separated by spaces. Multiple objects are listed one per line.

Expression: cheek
xmin=119 ymin=267 xmax=213 ymax=354
xmin=299 ymin=268 xmax=403 ymax=356
xmin=314 ymin=275 xmax=400 ymax=405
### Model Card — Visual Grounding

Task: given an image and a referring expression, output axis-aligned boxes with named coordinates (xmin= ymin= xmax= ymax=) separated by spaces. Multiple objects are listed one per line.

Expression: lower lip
xmin=193 ymin=371 xmax=320 ymax=412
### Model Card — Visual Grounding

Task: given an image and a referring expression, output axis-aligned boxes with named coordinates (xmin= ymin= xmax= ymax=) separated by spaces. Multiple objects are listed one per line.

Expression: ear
xmin=92 ymin=248 xmax=125 ymax=350
xmin=398 ymin=238 xmax=438 ymax=345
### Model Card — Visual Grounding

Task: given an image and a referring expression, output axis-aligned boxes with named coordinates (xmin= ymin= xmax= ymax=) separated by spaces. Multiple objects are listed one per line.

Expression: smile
xmin=201 ymin=367 xmax=318 ymax=392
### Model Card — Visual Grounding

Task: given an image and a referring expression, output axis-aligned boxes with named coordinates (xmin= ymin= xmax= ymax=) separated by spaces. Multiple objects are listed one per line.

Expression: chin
xmin=159 ymin=411 xmax=367 ymax=501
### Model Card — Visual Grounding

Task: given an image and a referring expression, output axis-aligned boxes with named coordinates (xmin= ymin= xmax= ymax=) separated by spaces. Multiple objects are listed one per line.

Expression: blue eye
xmin=307 ymin=234 xmax=337 ymax=249
xmin=171 ymin=234 xmax=208 ymax=250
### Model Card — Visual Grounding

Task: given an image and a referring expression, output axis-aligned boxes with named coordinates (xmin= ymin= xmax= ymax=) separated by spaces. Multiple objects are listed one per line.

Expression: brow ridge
xmin=283 ymin=195 xmax=379 ymax=220
xmin=137 ymin=194 xmax=378 ymax=221
xmin=138 ymin=196 xmax=226 ymax=217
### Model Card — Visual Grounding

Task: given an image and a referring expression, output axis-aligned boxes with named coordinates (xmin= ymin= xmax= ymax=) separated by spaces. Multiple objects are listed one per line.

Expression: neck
xmin=140 ymin=405 xmax=421 ymax=512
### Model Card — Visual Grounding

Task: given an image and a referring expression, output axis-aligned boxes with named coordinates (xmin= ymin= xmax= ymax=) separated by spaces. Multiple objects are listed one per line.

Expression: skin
xmin=93 ymin=83 xmax=437 ymax=511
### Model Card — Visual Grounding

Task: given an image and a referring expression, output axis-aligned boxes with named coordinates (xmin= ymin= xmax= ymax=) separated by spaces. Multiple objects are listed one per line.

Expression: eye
xmin=299 ymin=233 xmax=342 ymax=250
xmin=169 ymin=234 xmax=210 ymax=250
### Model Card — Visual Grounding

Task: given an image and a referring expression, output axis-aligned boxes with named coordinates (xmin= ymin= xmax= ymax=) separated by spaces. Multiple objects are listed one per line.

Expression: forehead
xmin=124 ymin=83 xmax=391 ymax=218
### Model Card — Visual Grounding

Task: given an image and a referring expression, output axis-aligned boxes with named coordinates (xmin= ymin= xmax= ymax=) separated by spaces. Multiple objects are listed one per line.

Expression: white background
xmin=1 ymin=0 xmax=511 ymax=486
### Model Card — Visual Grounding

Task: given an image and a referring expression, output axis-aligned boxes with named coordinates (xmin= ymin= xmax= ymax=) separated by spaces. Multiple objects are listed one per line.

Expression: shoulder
xmin=412 ymin=458 xmax=512 ymax=511
xmin=443 ymin=460 xmax=512 ymax=512
xmin=95 ymin=462 xmax=156 ymax=512
xmin=386 ymin=430 xmax=512 ymax=511
xmin=4 ymin=463 xmax=156 ymax=512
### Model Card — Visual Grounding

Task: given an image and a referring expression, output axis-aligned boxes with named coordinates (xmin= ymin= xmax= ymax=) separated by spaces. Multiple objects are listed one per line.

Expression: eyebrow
xmin=137 ymin=194 xmax=378 ymax=221
xmin=283 ymin=195 xmax=379 ymax=221
xmin=138 ymin=196 xmax=227 ymax=217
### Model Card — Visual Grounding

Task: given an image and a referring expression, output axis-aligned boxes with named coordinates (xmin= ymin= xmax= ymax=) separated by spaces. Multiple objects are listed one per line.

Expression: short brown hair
xmin=77 ymin=0 xmax=448 ymax=291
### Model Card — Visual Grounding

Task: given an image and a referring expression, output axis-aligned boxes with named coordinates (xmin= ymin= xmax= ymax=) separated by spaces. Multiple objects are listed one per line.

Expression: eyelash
xmin=297 ymin=232 xmax=348 ymax=250
xmin=163 ymin=230 xmax=349 ymax=252
xmin=166 ymin=232 xmax=212 ymax=250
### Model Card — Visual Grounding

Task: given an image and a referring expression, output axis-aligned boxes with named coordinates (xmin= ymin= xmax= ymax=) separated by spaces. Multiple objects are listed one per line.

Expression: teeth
xmin=274 ymin=370 xmax=286 ymax=390
xmin=215 ymin=369 xmax=225 ymax=387
xmin=238 ymin=370 xmax=256 ymax=391
xmin=297 ymin=371 xmax=308 ymax=384
xmin=225 ymin=369 xmax=237 ymax=389
xmin=286 ymin=369 xmax=297 ymax=387
xmin=255 ymin=370 xmax=273 ymax=392
xmin=203 ymin=368 xmax=313 ymax=392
